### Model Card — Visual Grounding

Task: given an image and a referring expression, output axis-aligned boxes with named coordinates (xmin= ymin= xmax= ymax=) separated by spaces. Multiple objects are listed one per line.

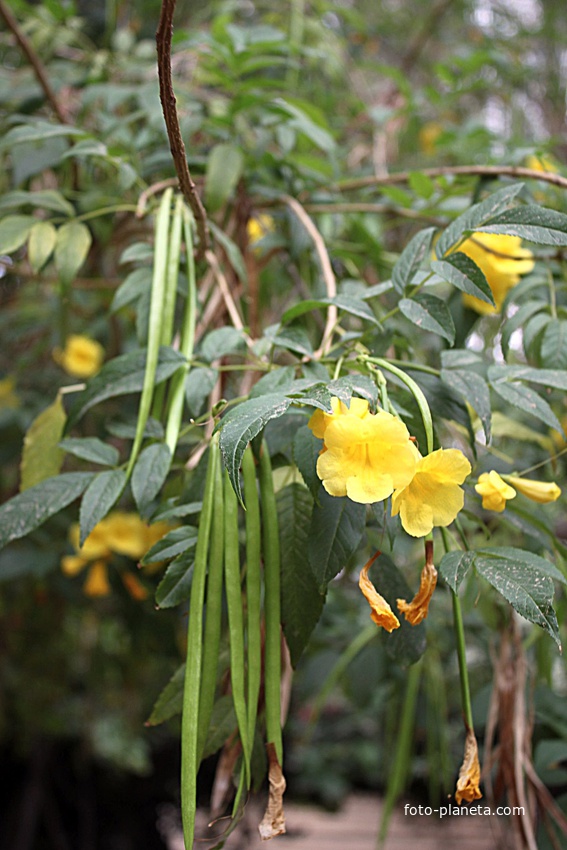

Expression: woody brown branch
xmin=0 ymin=0 xmax=69 ymax=125
xmin=156 ymin=0 xmax=209 ymax=258
xmin=333 ymin=164 xmax=567 ymax=193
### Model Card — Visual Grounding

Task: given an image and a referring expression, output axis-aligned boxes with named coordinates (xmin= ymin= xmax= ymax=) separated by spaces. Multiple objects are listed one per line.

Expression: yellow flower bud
xmin=504 ymin=475 xmax=561 ymax=504
xmin=475 ymin=471 xmax=516 ymax=512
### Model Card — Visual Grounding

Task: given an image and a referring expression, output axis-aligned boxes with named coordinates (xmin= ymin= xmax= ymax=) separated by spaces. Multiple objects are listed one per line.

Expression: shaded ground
xmin=163 ymin=794 xmax=503 ymax=850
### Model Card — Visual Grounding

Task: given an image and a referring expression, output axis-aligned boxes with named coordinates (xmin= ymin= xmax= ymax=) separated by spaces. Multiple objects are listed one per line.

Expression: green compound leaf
xmin=281 ymin=294 xmax=381 ymax=326
xmin=440 ymin=366 xmax=491 ymax=443
xmin=0 ymin=215 xmax=35 ymax=253
xmin=489 ymin=364 xmax=567 ymax=392
xmin=431 ymin=252 xmax=494 ymax=306
xmin=155 ymin=551 xmax=196 ymax=608
xmin=399 ymin=293 xmax=455 ymax=344
xmin=391 ymin=226 xmax=436 ymax=294
xmin=277 ymin=483 xmax=324 ymax=667
xmin=539 ymin=319 xmax=567 ymax=371
xmin=79 ymin=468 xmax=127 ymax=544
xmin=131 ymin=443 xmax=172 ymax=515
xmin=0 ymin=472 xmax=95 ymax=552
xmin=111 ymin=267 xmax=152 ymax=313
xmin=478 ymin=205 xmax=567 ymax=246
xmin=293 ymin=425 xmax=321 ymax=499
xmin=488 ymin=366 xmax=562 ymax=432
xmin=20 ymin=394 xmax=66 ymax=491
xmin=438 ymin=550 xmax=476 ymax=592
xmin=435 ymin=184 xmax=524 ymax=258
xmin=54 ymin=221 xmax=92 ymax=283
xmin=205 ymin=143 xmax=245 ymax=213
xmin=476 ymin=547 xmax=564 ymax=648
xmin=216 ymin=393 xmax=291 ymax=503
xmin=28 ymin=221 xmax=57 ymax=273
xmin=501 ymin=301 xmax=545 ymax=357
xmin=308 ymin=488 xmax=366 ymax=592
xmin=440 ymin=547 xmax=564 ymax=648
xmin=142 ymin=527 xmax=199 ymax=565
xmin=146 ymin=664 xmax=185 ymax=726
xmin=59 ymin=437 xmax=120 ymax=467
xmin=66 ymin=347 xmax=187 ymax=428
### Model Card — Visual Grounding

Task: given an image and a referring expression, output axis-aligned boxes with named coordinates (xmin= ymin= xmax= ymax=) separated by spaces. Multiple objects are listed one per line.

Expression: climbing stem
xmin=363 ymin=356 xmax=434 ymax=454
xmin=441 ymin=527 xmax=474 ymax=730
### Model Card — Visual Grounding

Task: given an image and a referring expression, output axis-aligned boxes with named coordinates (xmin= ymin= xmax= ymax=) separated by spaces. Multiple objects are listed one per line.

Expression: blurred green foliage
xmin=1 ymin=1 xmax=567 ymax=847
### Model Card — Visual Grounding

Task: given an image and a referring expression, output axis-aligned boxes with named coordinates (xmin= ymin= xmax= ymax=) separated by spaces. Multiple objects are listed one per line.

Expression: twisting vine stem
xmin=156 ymin=0 xmax=209 ymax=259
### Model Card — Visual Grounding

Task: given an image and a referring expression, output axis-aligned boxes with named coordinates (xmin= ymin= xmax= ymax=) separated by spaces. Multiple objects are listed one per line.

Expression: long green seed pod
xmin=180 ymin=436 xmax=218 ymax=850
xmin=258 ymin=441 xmax=283 ymax=766
xmin=196 ymin=443 xmax=225 ymax=762
xmin=126 ymin=187 xmax=173 ymax=478
xmin=165 ymin=206 xmax=197 ymax=455
xmin=223 ymin=469 xmax=251 ymax=785
xmin=242 ymin=445 xmax=262 ymax=749
xmin=152 ymin=193 xmax=184 ymax=421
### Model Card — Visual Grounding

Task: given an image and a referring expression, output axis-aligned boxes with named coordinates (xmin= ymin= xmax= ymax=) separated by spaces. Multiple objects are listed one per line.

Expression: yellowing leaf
xmin=28 ymin=221 xmax=57 ymax=273
xmin=55 ymin=221 xmax=92 ymax=283
xmin=20 ymin=394 xmax=66 ymax=491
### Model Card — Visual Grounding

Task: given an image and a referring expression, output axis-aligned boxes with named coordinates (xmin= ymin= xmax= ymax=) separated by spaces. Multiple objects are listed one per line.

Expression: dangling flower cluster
xmin=455 ymin=233 xmax=534 ymax=315
xmin=308 ymin=397 xmax=471 ymax=538
xmin=309 ymin=397 xmax=470 ymax=632
xmin=61 ymin=512 xmax=171 ymax=597
xmin=475 ymin=470 xmax=561 ymax=512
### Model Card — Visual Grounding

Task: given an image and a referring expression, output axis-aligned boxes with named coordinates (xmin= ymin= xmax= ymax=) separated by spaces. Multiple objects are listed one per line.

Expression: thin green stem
xmin=258 ymin=442 xmax=283 ymax=766
xmin=196 ymin=447 xmax=225 ymax=763
xmin=74 ymin=204 xmax=139 ymax=222
xmin=224 ymin=470 xmax=251 ymax=785
xmin=440 ymin=527 xmax=474 ymax=731
xmin=377 ymin=660 xmax=422 ymax=848
xmin=242 ymin=447 xmax=262 ymax=751
xmin=451 ymin=591 xmax=474 ymax=730
xmin=364 ymin=356 xmax=434 ymax=454
xmin=181 ymin=436 xmax=218 ymax=850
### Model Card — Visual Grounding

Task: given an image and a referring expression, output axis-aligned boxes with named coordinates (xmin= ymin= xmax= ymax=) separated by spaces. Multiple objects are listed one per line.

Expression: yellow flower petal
xmin=69 ymin=522 xmax=112 ymax=560
xmin=53 ymin=335 xmax=104 ymax=378
xmin=311 ymin=399 xmax=416 ymax=504
xmin=397 ymin=540 xmax=437 ymax=626
xmin=456 ymin=233 xmax=534 ymax=314
xmin=505 ymin=475 xmax=561 ymax=504
xmin=455 ymin=727 xmax=483 ymax=805
xmin=475 ymin=471 xmax=516 ymax=512
xmin=61 ymin=554 xmax=88 ymax=576
xmin=83 ymin=560 xmax=111 ymax=596
xmin=308 ymin=396 xmax=369 ymax=440
xmin=247 ymin=213 xmax=275 ymax=248
xmin=102 ymin=512 xmax=151 ymax=559
xmin=358 ymin=554 xmax=400 ymax=632
xmin=392 ymin=448 xmax=471 ymax=537
xmin=526 ymin=154 xmax=557 ymax=174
